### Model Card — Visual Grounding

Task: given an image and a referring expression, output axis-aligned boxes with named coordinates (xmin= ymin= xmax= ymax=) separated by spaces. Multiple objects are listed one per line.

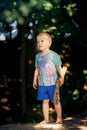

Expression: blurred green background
xmin=0 ymin=0 xmax=87 ymax=125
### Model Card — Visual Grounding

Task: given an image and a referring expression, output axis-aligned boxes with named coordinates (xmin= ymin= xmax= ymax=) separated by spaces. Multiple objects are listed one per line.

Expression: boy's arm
xmin=57 ymin=66 xmax=67 ymax=86
xmin=33 ymin=68 xmax=39 ymax=89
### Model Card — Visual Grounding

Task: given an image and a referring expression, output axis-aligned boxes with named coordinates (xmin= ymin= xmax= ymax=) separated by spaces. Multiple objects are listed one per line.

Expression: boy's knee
xmin=43 ymin=99 xmax=49 ymax=103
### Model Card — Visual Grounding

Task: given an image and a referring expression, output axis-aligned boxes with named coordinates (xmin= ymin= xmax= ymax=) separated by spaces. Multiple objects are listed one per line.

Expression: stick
xmin=53 ymin=65 xmax=68 ymax=105
xmin=53 ymin=81 xmax=60 ymax=104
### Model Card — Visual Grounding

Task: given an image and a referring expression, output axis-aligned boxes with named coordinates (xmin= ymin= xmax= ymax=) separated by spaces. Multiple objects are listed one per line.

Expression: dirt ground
xmin=0 ymin=114 xmax=87 ymax=130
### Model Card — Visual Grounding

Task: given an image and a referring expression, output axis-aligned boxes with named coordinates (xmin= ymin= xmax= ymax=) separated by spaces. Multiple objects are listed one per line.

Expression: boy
xmin=33 ymin=32 xmax=65 ymax=124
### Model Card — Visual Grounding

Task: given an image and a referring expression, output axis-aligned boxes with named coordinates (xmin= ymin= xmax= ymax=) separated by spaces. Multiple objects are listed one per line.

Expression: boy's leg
xmin=40 ymin=99 xmax=49 ymax=124
xmin=54 ymin=101 xmax=62 ymax=123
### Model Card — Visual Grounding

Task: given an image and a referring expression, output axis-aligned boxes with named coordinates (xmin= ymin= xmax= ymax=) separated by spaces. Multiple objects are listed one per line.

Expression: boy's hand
xmin=33 ymin=81 xmax=37 ymax=90
xmin=57 ymin=76 xmax=64 ymax=86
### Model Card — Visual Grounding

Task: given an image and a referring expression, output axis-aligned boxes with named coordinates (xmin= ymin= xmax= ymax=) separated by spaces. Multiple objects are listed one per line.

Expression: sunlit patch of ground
xmin=0 ymin=114 xmax=87 ymax=130
xmin=34 ymin=123 xmax=64 ymax=129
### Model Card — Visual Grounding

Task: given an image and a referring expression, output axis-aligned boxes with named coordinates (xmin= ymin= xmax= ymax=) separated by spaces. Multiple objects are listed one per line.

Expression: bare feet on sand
xmin=39 ymin=120 xmax=49 ymax=125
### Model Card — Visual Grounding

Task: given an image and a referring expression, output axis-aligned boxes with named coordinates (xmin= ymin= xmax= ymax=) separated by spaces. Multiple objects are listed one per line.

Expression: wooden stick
xmin=53 ymin=81 xmax=60 ymax=104
xmin=53 ymin=66 xmax=68 ymax=104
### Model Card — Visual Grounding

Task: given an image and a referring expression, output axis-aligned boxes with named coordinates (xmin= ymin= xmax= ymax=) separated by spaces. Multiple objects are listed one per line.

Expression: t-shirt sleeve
xmin=53 ymin=53 xmax=62 ymax=67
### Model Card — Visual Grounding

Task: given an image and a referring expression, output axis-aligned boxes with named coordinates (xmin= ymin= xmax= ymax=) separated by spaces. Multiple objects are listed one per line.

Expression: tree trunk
xmin=19 ymin=24 xmax=27 ymax=116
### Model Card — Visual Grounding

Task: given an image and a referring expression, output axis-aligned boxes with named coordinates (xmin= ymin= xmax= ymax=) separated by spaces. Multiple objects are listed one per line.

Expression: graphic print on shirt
xmin=37 ymin=54 xmax=57 ymax=85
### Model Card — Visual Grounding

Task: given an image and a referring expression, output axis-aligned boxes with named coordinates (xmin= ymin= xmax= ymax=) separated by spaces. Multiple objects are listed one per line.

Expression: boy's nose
xmin=39 ymin=41 xmax=42 ymax=44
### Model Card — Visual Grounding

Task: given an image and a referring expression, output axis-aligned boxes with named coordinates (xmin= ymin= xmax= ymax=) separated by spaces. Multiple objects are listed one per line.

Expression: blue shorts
xmin=37 ymin=85 xmax=55 ymax=101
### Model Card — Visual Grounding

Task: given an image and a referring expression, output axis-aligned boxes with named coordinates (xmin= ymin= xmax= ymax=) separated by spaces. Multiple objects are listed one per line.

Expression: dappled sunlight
xmin=63 ymin=116 xmax=87 ymax=123
xmin=19 ymin=3 xmax=30 ymax=17
xmin=0 ymin=20 xmax=18 ymax=41
xmin=64 ymin=117 xmax=73 ymax=121
xmin=32 ymin=105 xmax=56 ymax=123
xmin=0 ymin=98 xmax=8 ymax=103
xmin=43 ymin=26 xmax=57 ymax=33
xmin=5 ymin=91 xmax=10 ymax=95
xmin=32 ymin=106 xmax=42 ymax=115
xmin=49 ymin=107 xmax=55 ymax=113
xmin=28 ymin=59 xmax=33 ymax=65
xmin=83 ymin=84 xmax=87 ymax=91
xmin=0 ymin=0 xmax=87 ymax=127
xmin=43 ymin=1 xmax=53 ymax=11
xmin=34 ymin=123 xmax=63 ymax=129
xmin=0 ymin=84 xmax=4 ymax=88
xmin=2 ymin=105 xmax=11 ymax=111
xmin=32 ymin=107 xmax=37 ymax=112
xmin=32 ymin=106 xmax=55 ymax=113
xmin=72 ymin=89 xmax=80 ymax=100
xmin=33 ymin=115 xmax=87 ymax=129
xmin=63 ymin=3 xmax=77 ymax=16
xmin=63 ymin=115 xmax=87 ymax=130
xmin=0 ymin=76 xmax=21 ymax=124
xmin=16 ymin=103 xmax=20 ymax=107
xmin=51 ymin=18 xmax=57 ymax=24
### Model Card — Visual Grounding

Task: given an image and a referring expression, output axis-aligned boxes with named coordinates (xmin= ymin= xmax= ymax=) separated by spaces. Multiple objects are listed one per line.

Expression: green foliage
xmin=0 ymin=0 xmax=80 ymax=46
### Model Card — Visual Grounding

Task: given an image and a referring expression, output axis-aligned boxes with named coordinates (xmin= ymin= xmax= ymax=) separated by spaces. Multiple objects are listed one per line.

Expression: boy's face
xmin=36 ymin=35 xmax=51 ymax=52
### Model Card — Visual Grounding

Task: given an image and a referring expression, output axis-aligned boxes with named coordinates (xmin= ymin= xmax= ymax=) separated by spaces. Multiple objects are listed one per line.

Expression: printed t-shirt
xmin=35 ymin=50 xmax=62 ymax=86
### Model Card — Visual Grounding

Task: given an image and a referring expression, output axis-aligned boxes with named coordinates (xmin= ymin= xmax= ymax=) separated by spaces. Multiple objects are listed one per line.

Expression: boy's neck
xmin=40 ymin=49 xmax=51 ymax=55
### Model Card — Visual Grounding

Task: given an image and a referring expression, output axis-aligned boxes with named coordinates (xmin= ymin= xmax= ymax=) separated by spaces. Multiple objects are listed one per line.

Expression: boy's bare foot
xmin=39 ymin=120 xmax=49 ymax=125
xmin=56 ymin=119 xmax=63 ymax=124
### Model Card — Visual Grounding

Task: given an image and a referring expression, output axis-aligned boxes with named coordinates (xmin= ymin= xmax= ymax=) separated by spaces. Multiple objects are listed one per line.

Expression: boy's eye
xmin=37 ymin=40 xmax=44 ymax=43
xmin=37 ymin=41 xmax=40 ymax=44
xmin=41 ymin=40 xmax=44 ymax=42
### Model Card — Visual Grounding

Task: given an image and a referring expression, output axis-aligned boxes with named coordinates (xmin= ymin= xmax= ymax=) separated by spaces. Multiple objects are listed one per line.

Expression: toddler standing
xmin=33 ymin=32 xmax=65 ymax=124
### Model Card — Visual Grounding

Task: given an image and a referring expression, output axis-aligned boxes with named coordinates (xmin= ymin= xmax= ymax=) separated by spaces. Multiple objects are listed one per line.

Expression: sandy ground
xmin=0 ymin=115 xmax=87 ymax=130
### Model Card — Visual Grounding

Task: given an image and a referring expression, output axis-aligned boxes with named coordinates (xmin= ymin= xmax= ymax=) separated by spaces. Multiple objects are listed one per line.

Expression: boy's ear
xmin=48 ymin=41 xmax=52 ymax=47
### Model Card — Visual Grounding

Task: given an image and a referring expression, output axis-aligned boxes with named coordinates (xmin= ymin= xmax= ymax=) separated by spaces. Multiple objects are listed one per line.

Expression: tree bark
xmin=19 ymin=24 xmax=27 ymax=116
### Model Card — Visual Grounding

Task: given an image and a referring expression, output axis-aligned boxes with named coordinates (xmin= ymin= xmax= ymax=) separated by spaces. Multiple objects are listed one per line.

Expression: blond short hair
xmin=36 ymin=32 xmax=52 ymax=45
